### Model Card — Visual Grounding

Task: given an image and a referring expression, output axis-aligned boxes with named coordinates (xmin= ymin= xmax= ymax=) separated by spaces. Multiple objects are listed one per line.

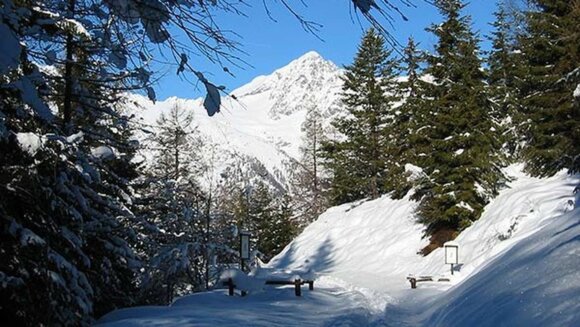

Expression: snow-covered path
xmin=96 ymin=278 xmax=392 ymax=326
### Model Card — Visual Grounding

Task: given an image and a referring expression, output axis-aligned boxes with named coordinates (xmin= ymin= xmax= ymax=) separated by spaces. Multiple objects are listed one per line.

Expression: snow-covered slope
xmin=423 ymin=207 xmax=580 ymax=326
xmin=269 ymin=165 xmax=578 ymax=297
xmin=127 ymin=51 xmax=343 ymax=189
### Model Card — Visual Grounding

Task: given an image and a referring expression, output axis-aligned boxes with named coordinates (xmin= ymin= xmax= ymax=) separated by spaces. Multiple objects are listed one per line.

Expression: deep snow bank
xmin=423 ymin=207 xmax=580 ymax=326
xmin=268 ymin=165 xmax=578 ymax=295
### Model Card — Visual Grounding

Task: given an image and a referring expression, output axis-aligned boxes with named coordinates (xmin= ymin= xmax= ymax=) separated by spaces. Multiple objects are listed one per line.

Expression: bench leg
xmin=308 ymin=281 xmax=314 ymax=291
xmin=410 ymin=278 xmax=417 ymax=289
xmin=295 ymin=279 xmax=301 ymax=297
xmin=228 ymin=278 xmax=235 ymax=296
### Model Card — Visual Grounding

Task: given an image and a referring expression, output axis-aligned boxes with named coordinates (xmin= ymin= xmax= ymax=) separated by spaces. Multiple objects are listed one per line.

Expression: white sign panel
xmin=445 ymin=245 xmax=458 ymax=264
xmin=240 ymin=234 xmax=250 ymax=260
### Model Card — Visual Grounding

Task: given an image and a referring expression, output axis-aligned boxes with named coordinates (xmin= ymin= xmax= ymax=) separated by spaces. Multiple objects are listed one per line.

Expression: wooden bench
xmin=265 ymin=279 xmax=314 ymax=297
xmin=222 ymin=278 xmax=314 ymax=297
xmin=407 ymin=276 xmax=450 ymax=289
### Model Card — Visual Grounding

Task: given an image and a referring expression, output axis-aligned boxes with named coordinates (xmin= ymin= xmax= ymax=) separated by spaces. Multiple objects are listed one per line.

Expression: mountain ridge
xmin=128 ymin=51 xmax=345 ymax=191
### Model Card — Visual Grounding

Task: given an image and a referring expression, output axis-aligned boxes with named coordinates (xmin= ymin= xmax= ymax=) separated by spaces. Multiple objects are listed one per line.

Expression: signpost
xmin=239 ymin=231 xmax=251 ymax=272
xmin=444 ymin=241 xmax=459 ymax=275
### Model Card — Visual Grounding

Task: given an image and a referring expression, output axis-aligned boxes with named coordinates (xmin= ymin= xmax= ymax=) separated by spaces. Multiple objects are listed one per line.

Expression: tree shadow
xmin=552 ymin=220 xmax=580 ymax=237
xmin=270 ymin=237 xmax=335 ymax=274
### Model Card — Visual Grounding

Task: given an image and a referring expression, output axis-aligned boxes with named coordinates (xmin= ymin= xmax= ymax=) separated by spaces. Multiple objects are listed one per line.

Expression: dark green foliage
xmin=487 ymin=3 xmax=527 ymax=159
xmin=518 ymin=0 xmax=580 ymax=176
xmin=0 ymin=5 xmax=142 ymax=323
xmin=225 ymin=181 xmax=298 ymax=262
xmin=414 ymin=0 xmax=504 ymax=236
xmin=256 ymin=193 xmax=297 ymax=261
xmin=388 ymin=37 xmax=429 ymax=199
xmin=324 ymin=28 xmax=401 ymax=204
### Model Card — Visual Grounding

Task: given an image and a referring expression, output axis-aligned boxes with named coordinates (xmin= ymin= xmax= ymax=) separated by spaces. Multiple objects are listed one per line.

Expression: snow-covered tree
xmin=136 ymin=103 xmax=210 ymax=304
xmin=324 ymin=28 xmax=401 ymax=204
xmin=518 ymin=0 xmax=580 ymax=176
xmin=388 ymin=36 xmax=429 ymax=198
xmin=487 ymin=2 xmax=526 ymax=159
xmin=414 ymin=0 xmax=505 ymax=253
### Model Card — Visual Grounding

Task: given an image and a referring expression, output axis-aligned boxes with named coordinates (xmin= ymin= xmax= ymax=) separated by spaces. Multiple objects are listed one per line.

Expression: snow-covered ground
xmin=97 ymin=165 xmax=579 ymax=326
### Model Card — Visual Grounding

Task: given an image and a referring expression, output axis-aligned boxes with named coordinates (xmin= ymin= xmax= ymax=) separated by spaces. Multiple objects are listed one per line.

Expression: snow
xmin=266 ymin=158 xmax=579 ymax=293
xmin=443 ymin=240 xmax=459 ymax=247
xmin=66 ymin=131 xmax=84 ymax=144
xmin=11 ymin=78 xmax=54 ymax=121
xmin=454 ymin=148 xmax=464 ymax=155
xmin=404 ymin=163 xmax=425 ymax=182
xmin=60 ymin=19 xmax=91 ymax=39
xmin=20 ymin=228 xmax=46 ymax=246
xmin=422 ymin=208 xmax=580 ymax=326
xmin=91 ymin=145 xmax=116 ymax=160
xmin=96 ymin=284 xmax=383 ymax=327
xmin=456 ymin=201 xmax=474 ymax=212
xmin=16 ymin=132 xmax=43 ymax=155
xmin=574 ymin=84 xmax=580 ymax=98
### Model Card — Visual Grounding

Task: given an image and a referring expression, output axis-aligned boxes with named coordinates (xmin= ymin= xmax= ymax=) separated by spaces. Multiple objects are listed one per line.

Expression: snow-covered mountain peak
xmin=276 ymin=50 xmax=336 ymax=74
xmin=231 ymin=51 xmax=343 ymax=120
xmin=128 ymin=51 xmax=346 ymax=192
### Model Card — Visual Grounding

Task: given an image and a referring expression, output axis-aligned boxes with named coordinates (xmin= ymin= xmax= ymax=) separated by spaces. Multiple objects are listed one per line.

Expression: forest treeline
xmin=295 ymin=0 xmax=579 ymax=253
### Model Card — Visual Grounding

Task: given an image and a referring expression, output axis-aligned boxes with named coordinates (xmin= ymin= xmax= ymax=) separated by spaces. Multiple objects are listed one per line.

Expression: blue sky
xmin=154 ymin=1 xmax=497 ymax=100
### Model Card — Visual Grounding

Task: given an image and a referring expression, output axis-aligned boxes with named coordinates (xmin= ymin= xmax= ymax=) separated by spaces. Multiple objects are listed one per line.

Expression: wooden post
xmin=294 ymin=279 xmax=301 ymax=297
xmin=308 ymin=281 xmax=314 ymax=291
xmin=228 ymin=278 xmax=234 ymax=296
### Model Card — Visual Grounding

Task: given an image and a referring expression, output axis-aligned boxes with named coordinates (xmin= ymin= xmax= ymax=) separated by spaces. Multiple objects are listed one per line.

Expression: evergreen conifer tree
xmin=415 ymin=0 xmax=504 ymax=250
xmin=388 ymin=37 xmax=429 ymax=198
xmin=487 ymin=2 xmax=526 ymax=159
xmin=135 ymin=103 xmax=210 ymax=304
xmin=257 ymin=194 xmax=297 ymax=261
xmin=518 ymin=0 xmax=580 ymax=176
xmin=324 ymin=28 xmax=401 ymax=203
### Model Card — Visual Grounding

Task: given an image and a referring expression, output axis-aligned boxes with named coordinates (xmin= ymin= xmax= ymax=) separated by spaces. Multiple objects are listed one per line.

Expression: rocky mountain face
xmin=128 ymin=51 xmax=344 ymax=191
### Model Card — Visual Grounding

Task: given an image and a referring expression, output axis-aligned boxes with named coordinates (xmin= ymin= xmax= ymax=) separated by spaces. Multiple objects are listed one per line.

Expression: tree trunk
xmin=63 ymin=0 xmax=76 ymax=132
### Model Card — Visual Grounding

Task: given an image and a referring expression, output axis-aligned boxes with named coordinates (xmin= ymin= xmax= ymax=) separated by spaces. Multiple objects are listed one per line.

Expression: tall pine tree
xmin=487 ymin=2 xmax=526 ymax=159
xmin=388 ymin=37 xmax=430 ymax=198
xmin=518 ymin=0 xmax=580 ymax=176
xmin=415 ymin=0 xmax=504 ymax=251
xmin=324 ymin=28 xmax=401 ymax=203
